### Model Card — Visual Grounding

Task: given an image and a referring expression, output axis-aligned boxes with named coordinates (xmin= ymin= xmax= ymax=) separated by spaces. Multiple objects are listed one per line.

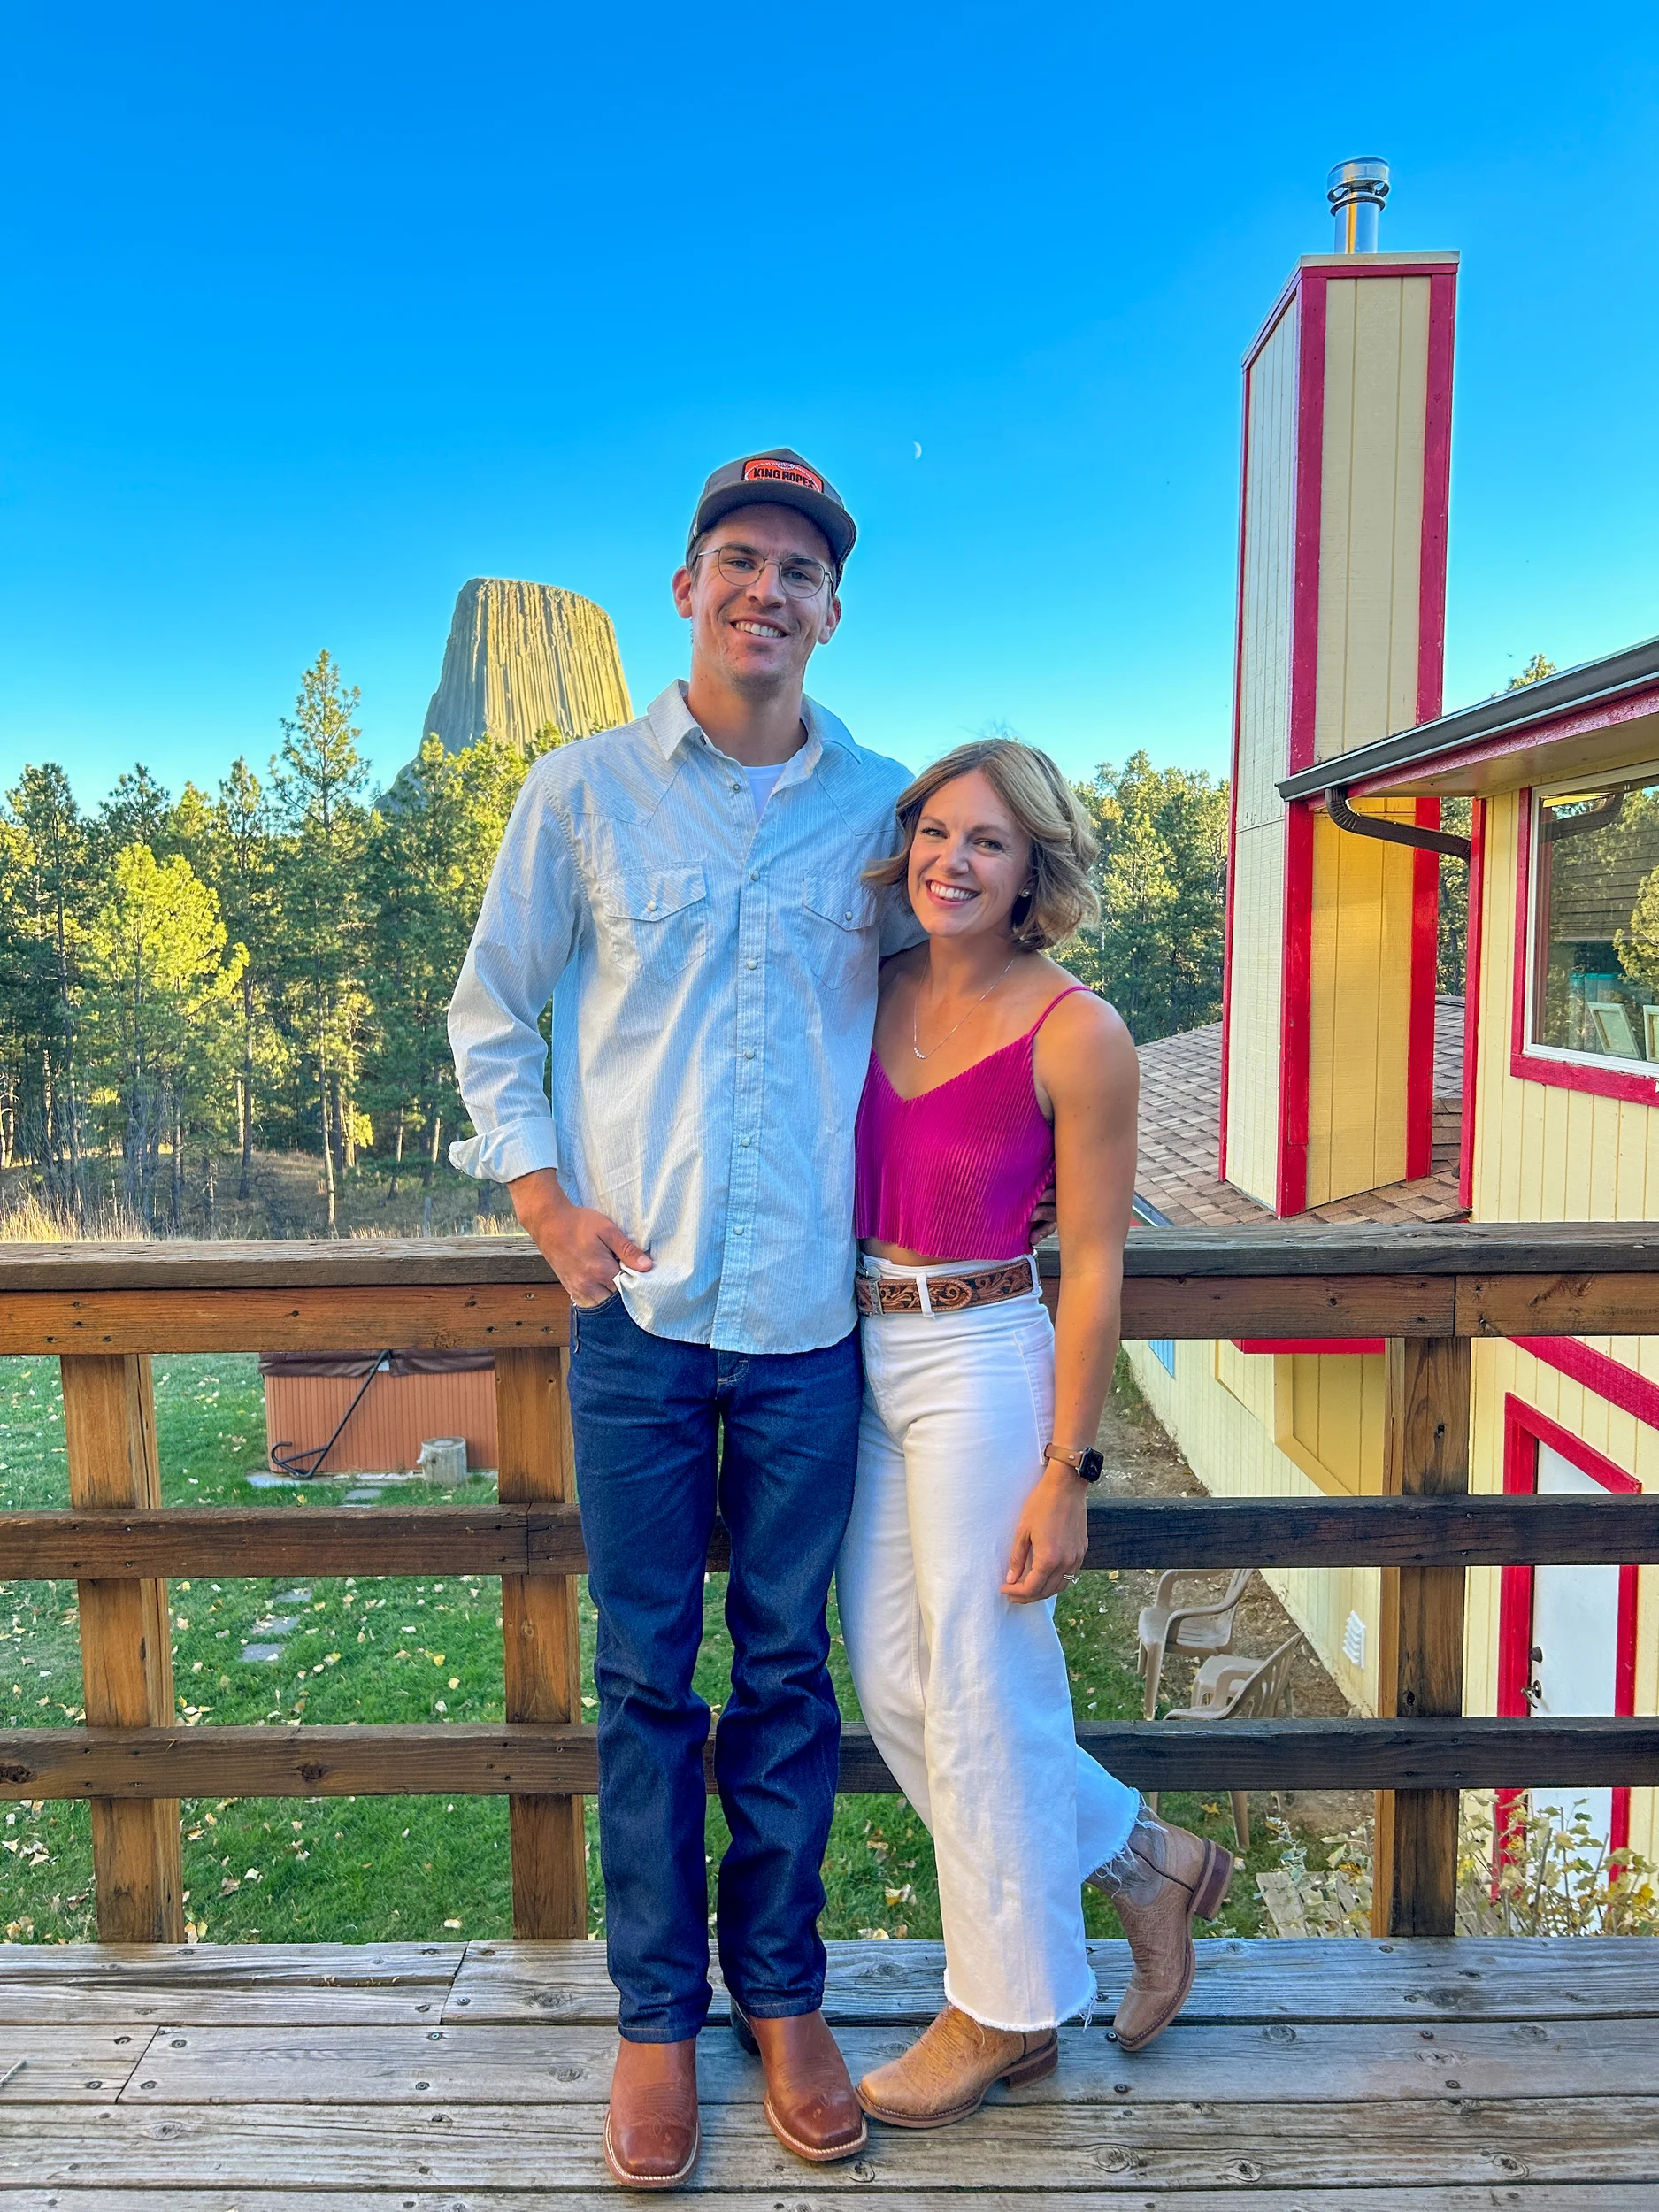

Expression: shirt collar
xmin=646 ymin=680 xmax=849 ymax=780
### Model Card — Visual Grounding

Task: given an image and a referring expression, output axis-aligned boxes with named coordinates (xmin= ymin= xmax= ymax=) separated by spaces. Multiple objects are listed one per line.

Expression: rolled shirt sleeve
xmin=447 ymin=764 xmax=582 ymax=1184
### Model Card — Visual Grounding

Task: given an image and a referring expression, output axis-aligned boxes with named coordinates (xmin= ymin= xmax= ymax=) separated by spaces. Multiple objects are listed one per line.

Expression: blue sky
xmin=3 ymin=2 xmax=1656 ymax=803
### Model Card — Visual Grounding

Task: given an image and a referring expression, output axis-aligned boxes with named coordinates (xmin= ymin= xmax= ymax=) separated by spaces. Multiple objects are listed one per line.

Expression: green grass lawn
xmin=1 ymin=1352 xmax=1272 ymax=1948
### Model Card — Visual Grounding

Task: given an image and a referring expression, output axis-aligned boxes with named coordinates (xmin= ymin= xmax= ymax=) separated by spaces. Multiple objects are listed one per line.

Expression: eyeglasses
xmin=695 ymin=543 xmax=834 ymax=600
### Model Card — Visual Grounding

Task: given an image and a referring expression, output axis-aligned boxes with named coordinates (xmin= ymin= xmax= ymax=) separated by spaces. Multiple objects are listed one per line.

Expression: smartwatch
xmin=1043 ymin=1441 xmax=1103 ymax=1484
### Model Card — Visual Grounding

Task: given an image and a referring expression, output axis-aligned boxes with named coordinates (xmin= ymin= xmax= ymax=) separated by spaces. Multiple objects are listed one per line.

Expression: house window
xmin=1531 ymin=766 xmax=1659 ymax=1066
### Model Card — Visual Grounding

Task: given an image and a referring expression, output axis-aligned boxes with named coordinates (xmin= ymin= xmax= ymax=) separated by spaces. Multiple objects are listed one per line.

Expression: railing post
xmin=1372 ymin=1335 xmax=1471 ymax=1937
xmin=60 ymin=1353 xmax=184 ymax=1942
xmin=495 ymin=1346 xmax=588 ymax=1938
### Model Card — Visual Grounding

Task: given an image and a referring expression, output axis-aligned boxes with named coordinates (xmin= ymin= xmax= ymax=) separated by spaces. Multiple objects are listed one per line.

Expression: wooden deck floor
xmin=3 ymin=1935 xmax=1656 ymax=2206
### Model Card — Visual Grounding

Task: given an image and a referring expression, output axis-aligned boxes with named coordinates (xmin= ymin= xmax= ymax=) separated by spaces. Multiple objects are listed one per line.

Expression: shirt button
xmin=843 ymin=910 xmax=853 ymax=921
xmin=646 ymin=899 xmax=657 ymax=912
xmin=742 ymin=1048 xmax=756 ymax=1060
xmin=740 ymin=1135 xmax=751 ymax=1147
xmin=730 ymin=783 xmax=742 ymax=795
xmin=749 ymin=871 xmax=759 ymax=882
xmin=733 ymin=1225 xmax=746 ymax=1236
xmin=745 ymin=957 xmax=757 ymax=970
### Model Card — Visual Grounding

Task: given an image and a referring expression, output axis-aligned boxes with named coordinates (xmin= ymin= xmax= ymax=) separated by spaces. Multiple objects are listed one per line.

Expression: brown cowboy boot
xmin=603 ymin=2034 xmax=700 ymax=2191
xmin=854 ymin=2004 xmax=1058 ymax=2130
xmin=1088 ymin=1801 xmax=1233 ymax=2053
xmin=729 ymin=2000 xmax=868 ymax=2162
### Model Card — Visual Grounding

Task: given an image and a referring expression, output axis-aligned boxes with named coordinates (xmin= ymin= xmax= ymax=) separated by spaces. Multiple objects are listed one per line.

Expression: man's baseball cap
xmin=687 ymin=448 xmax=856 ymax=573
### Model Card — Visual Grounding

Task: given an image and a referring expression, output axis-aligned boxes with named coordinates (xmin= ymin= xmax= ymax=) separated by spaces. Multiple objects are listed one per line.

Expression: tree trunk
xmin=204 ymin=1151 xmax=217 ymax=1234
xmin=330 ymin=1066 xmax=349 ymax=1182
xmin=169 ymin=1109 xmax=183 ymax=1235
xmin=238 ymin=973 xmax=255 ymax=1201
xmin=388 ymin=1110 xmax=405 ymax=1199
xmin=423 ymin=1110 xmax=442 ymax=1187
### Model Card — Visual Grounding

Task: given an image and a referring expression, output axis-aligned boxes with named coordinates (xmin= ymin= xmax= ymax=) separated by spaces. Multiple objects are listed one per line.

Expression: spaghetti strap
xmin=1025 ymin=984 xmax=1093 ymax=1041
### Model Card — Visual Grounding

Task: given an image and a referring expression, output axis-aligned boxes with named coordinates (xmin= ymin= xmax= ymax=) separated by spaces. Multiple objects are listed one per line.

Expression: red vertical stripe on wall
xmin=1277 ymin=799 xmax=1315 ymax=1217
xmin=1458 ymin=797 xmax=1486 ymax=1210
xmin=1416 ymin=269 xmax=1458 ymax=727
xmin=1407 ymin=818 xmax=1440 ymax=1182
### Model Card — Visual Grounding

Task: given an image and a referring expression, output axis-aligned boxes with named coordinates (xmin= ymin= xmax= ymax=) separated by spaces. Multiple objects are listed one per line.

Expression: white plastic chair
xmin=1156 ymin=1631 xmax=1304 ymax=1848
xmin=1136 ymin=1566 xmax=1254 ymax=1719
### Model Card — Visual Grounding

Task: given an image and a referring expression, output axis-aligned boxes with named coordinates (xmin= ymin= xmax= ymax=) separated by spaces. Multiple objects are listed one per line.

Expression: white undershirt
xmin=745 ymin=761 xmax=786 ymax=818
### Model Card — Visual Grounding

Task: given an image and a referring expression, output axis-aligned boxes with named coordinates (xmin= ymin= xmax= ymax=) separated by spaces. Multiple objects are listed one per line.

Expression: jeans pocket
xmin=569 ymin=1286 xmax=622 ymax=1353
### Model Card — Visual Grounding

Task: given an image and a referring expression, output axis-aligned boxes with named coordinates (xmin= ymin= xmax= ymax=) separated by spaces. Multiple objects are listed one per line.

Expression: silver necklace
xmin=911 ymin=954 xmax=1018 ymax=1060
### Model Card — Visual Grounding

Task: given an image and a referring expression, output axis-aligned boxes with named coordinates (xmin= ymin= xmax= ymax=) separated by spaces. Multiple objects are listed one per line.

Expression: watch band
xmin=1043 ymin=1441 xmax=1103 ymax=1483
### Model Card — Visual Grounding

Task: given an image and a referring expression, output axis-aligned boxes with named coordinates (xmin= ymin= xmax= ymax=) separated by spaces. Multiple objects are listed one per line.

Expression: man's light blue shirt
xmin=448 ymin=681 xmax=918 ymax=1353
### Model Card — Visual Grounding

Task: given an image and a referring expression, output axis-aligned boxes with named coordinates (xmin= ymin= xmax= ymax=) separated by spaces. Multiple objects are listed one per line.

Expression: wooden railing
xmin=4 ymin=1222 xmax=1659 ymax=1947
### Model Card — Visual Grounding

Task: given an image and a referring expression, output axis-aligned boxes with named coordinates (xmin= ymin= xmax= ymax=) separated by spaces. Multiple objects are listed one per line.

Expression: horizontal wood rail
xmin=4 ymin=1221 xmax=1659 ymax=1948
xmin=8 ymin=1491 xmax=1659 ymax=1579
xmin=3 ymin=1717 xmax=1656 ymax=1801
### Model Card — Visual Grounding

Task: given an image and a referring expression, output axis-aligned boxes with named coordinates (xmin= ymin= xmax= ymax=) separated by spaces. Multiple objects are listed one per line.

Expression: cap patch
xmin=743 ymin=457 xmax=824 ymax=494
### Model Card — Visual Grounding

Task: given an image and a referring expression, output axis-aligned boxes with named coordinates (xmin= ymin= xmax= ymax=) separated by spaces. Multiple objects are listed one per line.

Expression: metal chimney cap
xmin=1326 ymin=157 xmax=1391 ymax=206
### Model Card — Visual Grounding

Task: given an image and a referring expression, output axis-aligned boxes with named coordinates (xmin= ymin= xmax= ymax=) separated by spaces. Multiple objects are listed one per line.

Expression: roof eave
xmin=1276 ymin=634 xmax=1659 ymax=804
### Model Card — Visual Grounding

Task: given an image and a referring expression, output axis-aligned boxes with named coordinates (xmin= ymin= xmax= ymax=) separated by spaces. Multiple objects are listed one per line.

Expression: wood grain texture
xmin=12 ymin=1490 xmax=1659 ymax=1584
xmin=2 ymin=1286 xmax=569 ymax=1356
xmin=7 ymin=2095 xmax=1659 ymax=2191
xmin=494 ymin=1348 xmax=586 ymax=1941
xmin=1373 ymin=1337 xmax=1471 ymax=1940
xmin=110 ymin=2013 xmax=1659 ymax=2108
xmin=5 ymin=1716 xmax=1658 ymax=1801
xmin=1457 ymin=1271 xmax=1659 ymax=1337
xmin=0 ymin=2024 xmax=156 ymax=2101
xmin=1 ymin=2195 xmax=1648 ymax=2212
xmin=61 ymin=1355 xmax=183 ymax=1945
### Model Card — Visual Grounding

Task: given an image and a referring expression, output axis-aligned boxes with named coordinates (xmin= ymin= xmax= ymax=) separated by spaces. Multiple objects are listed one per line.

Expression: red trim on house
xmin=1241 ymin=257 xmax=1461 ymax=373
xmin=1407 ymin=808 xmax=1440 ymax=1181
xmin=1218 ymin=357 xmax=1254 ymax=1184
xmin=1508 ymin=782 xmax=1659 ymax=1107
xmin=1233 ymin=1339 xmax=1385 ymax=1356
xmin=1403 ymin=269 xmax=1457 ymax=1186
xmin=1277 ymin=799 xmax=1314 ymax=1216
xmin=1416 ymin=268 xmax=1457 ymax=728
xmin=1287 ymin=275 xmax=1327 ymax=780
xmin=1458 ymin=796 xmax=1486 ymax=1210
xmin=1497 ymin=1392 xmax=1640 ymax=1859
xmin=1515 ymin=1335 xmax=1659 ymax=1436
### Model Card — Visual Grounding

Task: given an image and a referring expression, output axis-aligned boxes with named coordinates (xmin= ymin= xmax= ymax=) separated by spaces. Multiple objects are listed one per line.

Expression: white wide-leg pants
xmin=837 ymin=1256 xmax=1141 ymax=2032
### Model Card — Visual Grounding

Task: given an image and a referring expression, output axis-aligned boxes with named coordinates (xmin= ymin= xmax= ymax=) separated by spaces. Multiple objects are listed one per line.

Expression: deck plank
xmin=5 ymin=2096 xmax=1659 ymax=2190
xmin=3 ymin=2193 xmax=1651 ymax=2211
xmin=0 ymin=1984 xmax=462 ymax=2026
xmin=0 ymin=2024 xmax=157 ymax=2101
xmin=0 ymin=1941 xmax=462 ymax=1987
xmin=445 ymin=1933 xmax=1659 ymax=2025
xmin=113 ymin=2013 xmax=1659 ymax=2107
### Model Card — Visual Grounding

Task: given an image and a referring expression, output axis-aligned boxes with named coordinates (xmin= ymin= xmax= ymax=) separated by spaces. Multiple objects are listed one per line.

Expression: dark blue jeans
xmin=567 ymin=1293 xmax=861 ymax=2042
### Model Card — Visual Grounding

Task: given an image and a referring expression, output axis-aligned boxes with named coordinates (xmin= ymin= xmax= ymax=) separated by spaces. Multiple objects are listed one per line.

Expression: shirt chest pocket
xmin=596 ymin=866 xmax=710 ymax=979
xmin=791 ymin=875 xmax=879 ymax=992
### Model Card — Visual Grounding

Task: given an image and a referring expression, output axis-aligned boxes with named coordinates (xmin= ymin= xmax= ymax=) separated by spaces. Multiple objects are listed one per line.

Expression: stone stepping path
xmin=238 ymin=1591 xmax=312 ymax=1667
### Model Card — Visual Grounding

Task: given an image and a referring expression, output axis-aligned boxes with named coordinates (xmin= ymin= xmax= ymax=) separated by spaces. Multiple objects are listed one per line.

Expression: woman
xmin=836 ymin=737 xmax=1232 ymax=2130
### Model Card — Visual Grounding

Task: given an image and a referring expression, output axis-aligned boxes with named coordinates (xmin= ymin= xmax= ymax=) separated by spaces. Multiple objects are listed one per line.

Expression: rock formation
xmin=420 ymin=578 xmax=632 ymax=755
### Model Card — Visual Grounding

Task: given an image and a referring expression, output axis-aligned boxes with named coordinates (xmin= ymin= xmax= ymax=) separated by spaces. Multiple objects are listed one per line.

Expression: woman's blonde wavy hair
xmin=864 ymin=738 xmax=1100 ymax=952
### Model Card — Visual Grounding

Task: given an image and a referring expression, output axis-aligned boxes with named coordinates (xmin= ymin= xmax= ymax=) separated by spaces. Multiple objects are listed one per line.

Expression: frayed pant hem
xmin=941 ymin=1962 xmax=1098 ymax=2036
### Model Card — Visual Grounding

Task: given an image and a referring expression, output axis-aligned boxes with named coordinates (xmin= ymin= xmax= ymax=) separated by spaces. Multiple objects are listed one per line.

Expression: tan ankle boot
xmin=1088 ymin=1803 xmax=1233 ymax=2053
xmin=856 ymin=2005 xmax=1057 ymax=2130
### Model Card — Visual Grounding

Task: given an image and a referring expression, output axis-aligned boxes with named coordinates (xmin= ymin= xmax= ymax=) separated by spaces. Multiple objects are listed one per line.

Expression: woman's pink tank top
xmin=854 ymin=986 xmax=1090 ymax=1261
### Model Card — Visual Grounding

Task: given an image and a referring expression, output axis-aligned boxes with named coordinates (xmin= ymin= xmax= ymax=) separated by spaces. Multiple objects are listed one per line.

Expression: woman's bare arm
xmin=1002 ymin=990 xmax=1139 ymax=1605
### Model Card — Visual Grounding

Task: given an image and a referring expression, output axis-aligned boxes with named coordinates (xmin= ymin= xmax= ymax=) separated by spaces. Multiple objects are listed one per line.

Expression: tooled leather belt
xmin=855 ymin=1258 xmax=1040 ymax=1317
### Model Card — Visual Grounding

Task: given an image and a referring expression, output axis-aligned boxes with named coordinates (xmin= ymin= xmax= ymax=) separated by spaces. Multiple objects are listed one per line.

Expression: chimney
xmin=1326 ymin=157 xmax=1390 ymax=252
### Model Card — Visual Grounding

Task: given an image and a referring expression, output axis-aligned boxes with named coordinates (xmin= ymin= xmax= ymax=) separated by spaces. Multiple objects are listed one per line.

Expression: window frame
xmin=1511 ymin=770 xmax=1659 ymax=1105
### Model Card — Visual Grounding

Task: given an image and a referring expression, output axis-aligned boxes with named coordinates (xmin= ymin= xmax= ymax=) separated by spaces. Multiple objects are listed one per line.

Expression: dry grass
xmin=0 ymin=1189 xmax=150 ymax=1242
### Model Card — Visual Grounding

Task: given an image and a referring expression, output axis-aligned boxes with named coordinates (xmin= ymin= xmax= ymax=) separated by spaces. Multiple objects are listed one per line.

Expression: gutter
xmin=1275 ymin=631 xmax=1659 ymax=808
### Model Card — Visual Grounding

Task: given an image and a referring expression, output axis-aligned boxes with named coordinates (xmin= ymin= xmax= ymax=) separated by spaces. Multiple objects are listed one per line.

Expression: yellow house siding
xmin=1313 ymin=275 xmax=1431 ymax=764
xmin=1126 ymin=1340 xmax=1381 ymax=1714
xmin=1305 ymin=803 xmax=1420 ymax=1202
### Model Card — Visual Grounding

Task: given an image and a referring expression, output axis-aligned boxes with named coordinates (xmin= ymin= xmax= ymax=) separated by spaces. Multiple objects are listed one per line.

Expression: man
xmin=449 ymin=450 xmax=917 ymax=2190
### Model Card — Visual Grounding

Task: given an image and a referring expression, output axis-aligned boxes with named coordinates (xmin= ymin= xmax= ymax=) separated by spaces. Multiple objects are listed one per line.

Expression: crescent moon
xmin=913 ymin=442 xmax=922 ymax=458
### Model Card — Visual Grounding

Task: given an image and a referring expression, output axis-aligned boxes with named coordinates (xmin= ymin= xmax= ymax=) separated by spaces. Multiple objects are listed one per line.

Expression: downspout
xmin=1326 ymin=784 xmax=1471 ymax=861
